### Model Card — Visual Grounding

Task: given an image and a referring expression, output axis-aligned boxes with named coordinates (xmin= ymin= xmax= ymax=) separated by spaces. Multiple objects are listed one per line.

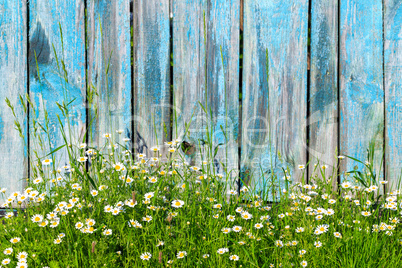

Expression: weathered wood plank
xmin=206 ymin=0 xmax=240 ymax=190
xmin=133 ymin=0 xmax=170 ymax=158
xmin=29 ymin=0 xmax=86 ymax=187
xmin=242 ymin=1 xmax=308 ymax=201
xmin=384 ymin=0 xmax=402 ymax=194
xmin=309 ymin=0 xmax=339 ymax=190
xmin=340 ymin=0 xmax=384 ymax=199
xmin=87 ymin=0 xmax=132 ymax=148
xmin=172 ymin=0 xmax=207 ymax=166
xmin=0 ymin=0 xmax=28 ymax=207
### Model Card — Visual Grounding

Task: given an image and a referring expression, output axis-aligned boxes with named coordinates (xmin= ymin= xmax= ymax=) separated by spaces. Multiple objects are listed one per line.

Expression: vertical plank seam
xmin=238 ymin=0 xmax=244 ymax=197
xmin=307 ymin=0 xmax=312 ymax=185
xmin=27 ymin=0 xmax=31 ymax=182
xmin=131 ymin=0 xmax=135 ymax=155
xmin=382 ymin=0 xmax=386 ymax=195
xmin=84 ymin=0 xmax=90 ymax=173
xmin=337 ymin=0 xmax=341 ymax=195
xmin=84 ymin=0 xmax=88 ymax=150
xmin=169 ymin=0 xmax=174 ymax=142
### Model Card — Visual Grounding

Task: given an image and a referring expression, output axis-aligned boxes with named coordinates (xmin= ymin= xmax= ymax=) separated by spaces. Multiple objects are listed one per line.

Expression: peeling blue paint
xmin=340 ymin=0 xmax=384 ymax=187
xmin=242 ymin=0 xmax=308 ymax=201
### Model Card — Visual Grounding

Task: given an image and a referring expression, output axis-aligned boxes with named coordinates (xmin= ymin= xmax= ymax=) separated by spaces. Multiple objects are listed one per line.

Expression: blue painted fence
xmin=1 ymin=0 xmax=402 ymax=206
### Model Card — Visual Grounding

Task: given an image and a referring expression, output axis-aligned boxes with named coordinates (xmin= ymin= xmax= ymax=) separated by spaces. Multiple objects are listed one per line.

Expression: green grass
xmin=1 ymin=97 xmax=402 ymax=268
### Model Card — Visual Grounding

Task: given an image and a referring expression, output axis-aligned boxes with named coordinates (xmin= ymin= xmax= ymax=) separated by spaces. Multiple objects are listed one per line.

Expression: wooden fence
xmin=1 ymin=0 xmax=401 ymax=205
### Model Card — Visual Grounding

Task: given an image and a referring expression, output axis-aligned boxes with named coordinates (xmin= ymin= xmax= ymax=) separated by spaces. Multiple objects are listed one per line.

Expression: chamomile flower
xmin=275 ymin=240 xmax=284 ymax=248
xmin=49 ymin=220 xmax=60 ymax=228
xmin=33 ymin=177 xmax=43 ymax=184
xmin=31 ymin=214 xmax=43 ymax=223
xmin=171 ymin=199 xmax=185 ymax=208
xmin=90 ymin=190 xmax=98 ymax=197
xmin=176 ymin=251 xmax=187 ymax=258
xmin=10 ymin=237 xmax=21 ymax=244
xmin=42 ymin=159 xmax=52 ymax=166
xmin=229 ymin=255 xmax=239 ymax=261
xmin=86 ymin=219 xmax=96 ymax=227
xmin=241 ymin=212 xmax=253 ymax=220
xmin=341 ymin=181 xmax=351 ymax=189
xmin=77 ymin=156 xmax=88 ymax=162
xmin=104 ymin=205 xmax=113 ymax=213
xmin=235 ymin=207 xmax=243 ymax=213
xmin=38 ymin=220 xmax=49 ymax=227
xmin=142 ymin=215 xmax=153 ymax=222
xmin=54 ymin=238 xmax=62 ymax=244
xmin=298 ymin=165 xmax=305 ymax=170
xmin=150 ymin=146 xmax=159 ymax=152
xmin=3 ymin=248 xmax=13 ymax=255
xmin=254 ymin=223 xmax=264 ymax=229
xmin=144 ymin=192 xmax=154 ymax=200
xmin=17 ymin=252 xmax=28 ymax=260
xmin=156 ymin=241 xmax=165 ymax=247
xmin=325 ymin=209 xmax=335 ymax=216
xmin=232 ymin=226 xmax=242 ymax=232
xmin=227 ymin=215 xmax=235 ymax=221
xmin=137 ymin=153 xmax=146 ymax=159
xmin=217 ymin=248 xmax=229 ymax=254
xmin=113 ymin=162 xmax=125 ymax=171
xmin=260 ymin=215 xmax=271 ymax=221
xmin=221 ymin=227 xmax=231 ymax=234
xmin=148 ymin=176 xmax=158 ymax=183
xmin=103 ymin=229 xmax=112 ymax=236
xmin=213 ymin=204 xmax=223 ymax=209
xmin=125 ymin=200 xmax=138 ymax=207
xmin=361 ymin=211 xmax=372 ymax=217
xmin=334 ymin=232 xmax=342 ymax=238
xmin=2 ymin=258 xmax=11 ymax=265
xmin=140 ymin=252 xmax=152 ymax=261
xmin=301 ymin=260 xmax=308 ymax=267
xmin=314 ymin=241 xmax=322 ymax=248
xmin=227 ymin=189 xmax=237 ymax=195
xmin=99 ymin=185 xmax=108 ymax=191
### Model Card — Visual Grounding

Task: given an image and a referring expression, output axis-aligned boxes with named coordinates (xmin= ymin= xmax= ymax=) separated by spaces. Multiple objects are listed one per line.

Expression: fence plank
xmin=172 ymin=0 xmax=207 ymax=166
xmin=133 ymin=0 xmax=170 ymax=158
xmin=242 ymin=1 xmax=308 ymax=201
xmin=309 ymin=0 xmax=339 ymax=189
xmin=206 ymin=0 xmax=240 ymax=189
xmin=384 ymin=0 xmax=402 ymax=193
xmin=0 ymin=0 xmax=28 ymax=207
xmin=29 ymin=0 xmax=86 ymax=188
xmin=340 ymin=0 xmax=384 ymax=199
xmin=87 ymin=0 xmax=132 ymax=149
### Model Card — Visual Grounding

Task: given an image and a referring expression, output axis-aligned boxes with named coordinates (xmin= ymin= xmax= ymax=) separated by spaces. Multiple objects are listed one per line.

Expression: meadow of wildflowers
xmin=1 ymin=97 xmax=402 ymax=268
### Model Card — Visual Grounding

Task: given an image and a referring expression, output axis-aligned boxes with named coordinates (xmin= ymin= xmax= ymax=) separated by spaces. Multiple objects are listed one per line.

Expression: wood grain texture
xmin=242 ymin=1 xmax=308 ymax=201
xmin=133 ymin=0 xmax=170 ymax=158
xmin=340 ymin=0 xmax=384 ymax=198
xmin=384 ymin=0 xmax=402 ymax=193
xmin=309 ymin=0 xmax=339 ymax=189
xmin=206 ymin=0 xmax=239 ymax=189
xmin=29 ymin=0 xmax=86 ymax=182
xmin=87 ymin=0 xmax=132 ymax=148
xmin=172 ymin=0 xmax=207 ymax=166
xmin=0 ymin=0 xmax=28 ymax=207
